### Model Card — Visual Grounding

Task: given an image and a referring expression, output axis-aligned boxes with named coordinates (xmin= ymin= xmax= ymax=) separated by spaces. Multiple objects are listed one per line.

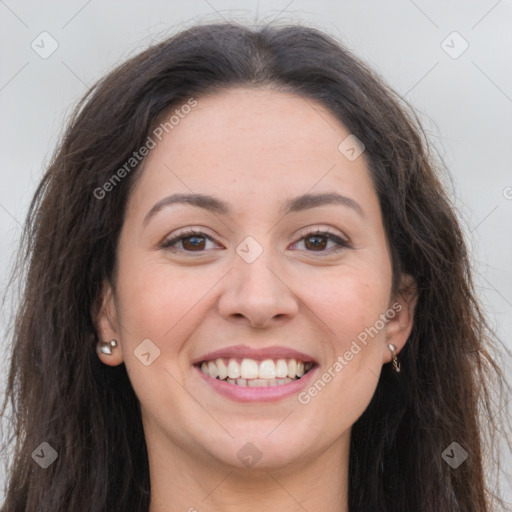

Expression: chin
xmin=201 ymin=428 xmax=314 ymax=471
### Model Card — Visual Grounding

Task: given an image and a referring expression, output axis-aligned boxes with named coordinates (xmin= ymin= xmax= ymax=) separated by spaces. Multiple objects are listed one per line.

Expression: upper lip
xmin=192 ymin=344 xmax=317 ymax=365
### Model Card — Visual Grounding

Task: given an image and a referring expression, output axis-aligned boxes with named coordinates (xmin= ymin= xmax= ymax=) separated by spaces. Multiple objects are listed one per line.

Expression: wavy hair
xmin=1 ymin=21 xmax=511 ymax=512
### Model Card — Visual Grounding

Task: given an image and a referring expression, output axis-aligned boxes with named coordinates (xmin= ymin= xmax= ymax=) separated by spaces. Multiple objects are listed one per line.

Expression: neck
xmin=146 ymin=429 xmax=350 ymax=512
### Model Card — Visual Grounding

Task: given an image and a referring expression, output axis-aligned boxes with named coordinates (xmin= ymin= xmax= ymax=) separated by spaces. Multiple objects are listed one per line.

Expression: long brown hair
xmin=1 ymin=21 xmax=511 ymax=512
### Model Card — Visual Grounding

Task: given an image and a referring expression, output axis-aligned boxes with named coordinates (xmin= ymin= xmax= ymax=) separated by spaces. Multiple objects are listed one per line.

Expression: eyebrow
xmin=142 ymin=191 xmax=365 ymax=226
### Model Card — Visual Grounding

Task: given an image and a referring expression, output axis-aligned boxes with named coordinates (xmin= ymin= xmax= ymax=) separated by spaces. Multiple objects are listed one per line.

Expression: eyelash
xmin=161 ymin=228 xmax=351 ymax=255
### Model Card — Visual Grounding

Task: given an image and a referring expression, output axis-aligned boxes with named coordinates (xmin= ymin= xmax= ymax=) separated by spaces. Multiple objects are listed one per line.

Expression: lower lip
xmin=195 ymin=365 xmax=318 ymax=403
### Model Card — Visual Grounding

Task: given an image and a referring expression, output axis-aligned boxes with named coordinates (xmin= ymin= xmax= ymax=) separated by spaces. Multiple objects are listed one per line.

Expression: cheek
xmin=302 ymin=264 xmax=390 ymax=349
xmin=294 ymin=263 xmax=391 ymax=428
xmin=112 ymin=258 xmax=206 ymax=413
xmin=116 ymin=251 xmax=200 ymax=328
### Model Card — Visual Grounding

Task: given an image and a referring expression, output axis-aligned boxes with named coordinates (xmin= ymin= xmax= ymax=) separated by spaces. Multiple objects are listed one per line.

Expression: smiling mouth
xmin=197 ymin=357 xmax=315 ymax=387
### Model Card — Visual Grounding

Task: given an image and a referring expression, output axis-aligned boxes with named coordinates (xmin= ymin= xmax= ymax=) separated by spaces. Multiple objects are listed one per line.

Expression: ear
xmin=382 ymin=273 xmax=417 ymax=364
xmin=93 ymin=279 xmax=124 ymax=366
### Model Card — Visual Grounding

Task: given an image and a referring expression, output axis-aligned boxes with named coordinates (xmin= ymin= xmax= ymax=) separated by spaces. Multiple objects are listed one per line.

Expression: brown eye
xmin=162 ymin=230 xmax=217 ymax=253
xmin=293 ymin=230 xmax=350 ymax=253
xmin=303 ymin=234 xmax=328 ymax=251
xmin=181 ymin=235 xmax=207 ymax=251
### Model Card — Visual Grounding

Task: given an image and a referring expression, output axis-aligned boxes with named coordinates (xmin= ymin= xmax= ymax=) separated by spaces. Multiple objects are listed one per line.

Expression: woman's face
xmin=96 ymin=87 xmax=415 ymax=473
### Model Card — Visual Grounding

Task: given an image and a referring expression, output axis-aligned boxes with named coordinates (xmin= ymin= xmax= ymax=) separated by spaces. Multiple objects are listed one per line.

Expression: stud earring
xmin=97 ymin=339 xmax=117 ymax=355
xmin=387 ymin=343 xmax=401 ymax=373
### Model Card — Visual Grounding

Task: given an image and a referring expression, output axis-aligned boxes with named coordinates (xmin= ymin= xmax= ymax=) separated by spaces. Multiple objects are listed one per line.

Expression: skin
xmin=95 ymin=87 xmax=417 ymax=512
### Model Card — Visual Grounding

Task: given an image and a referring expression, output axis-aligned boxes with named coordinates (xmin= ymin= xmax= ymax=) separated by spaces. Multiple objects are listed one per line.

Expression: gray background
xmin=1 ymin=0 xmax=511 ymax=507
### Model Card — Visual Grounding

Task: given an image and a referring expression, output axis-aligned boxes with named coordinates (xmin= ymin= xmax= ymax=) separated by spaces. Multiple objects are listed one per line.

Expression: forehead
xmin=129 ymin=87 xmax=378 ymax=219
xmin=153 ymin=87 xmax=352 ymax=167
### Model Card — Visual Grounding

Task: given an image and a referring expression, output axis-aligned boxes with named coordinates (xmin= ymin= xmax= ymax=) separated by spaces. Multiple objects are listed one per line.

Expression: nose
xmin=216 ymin=246 xmax=299 ymax=329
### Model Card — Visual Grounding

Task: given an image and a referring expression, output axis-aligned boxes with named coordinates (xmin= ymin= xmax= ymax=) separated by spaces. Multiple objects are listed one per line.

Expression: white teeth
xmin=227 ymin=359 xmax=241 ymax=379
xmin=240 ymin=358 xmax=259 ymax=379
xmin=248 ymin=378 xmax=268 ymax=387
xmin=276 ymin=359 xmax=288 ymax=378
xmin=208 ymin=360 xmax=219 ymax=379
xmin=217 ymin=358 xmax=228 ymax=380
xmin=259 ymin=359 xmax=277 ymax=379
xmin=287 ymin=359 xmax=297 ymax=379
xmin=200 ymin=357 xmax=314 ymax=385
xmin=246 ymin=377 xmax=294 ymax=387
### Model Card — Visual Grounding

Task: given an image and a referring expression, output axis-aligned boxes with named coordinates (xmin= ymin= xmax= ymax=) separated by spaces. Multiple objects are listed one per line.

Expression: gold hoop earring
xmin=387 ymin=344 xmax=401 ymax=373
xmin=97 ymin=339 xmax=117 ymax=355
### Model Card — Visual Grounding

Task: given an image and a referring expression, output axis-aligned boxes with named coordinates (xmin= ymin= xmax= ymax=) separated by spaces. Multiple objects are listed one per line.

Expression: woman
xmin=1 ymin=21 xmax=510 ymax=512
